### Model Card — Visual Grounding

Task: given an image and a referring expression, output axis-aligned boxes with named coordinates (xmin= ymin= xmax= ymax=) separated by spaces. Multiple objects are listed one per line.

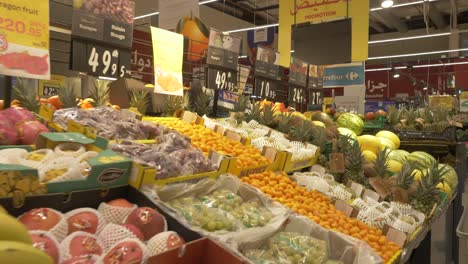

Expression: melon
xmin=338 ymin=127 xmax=357 ymax=140
xmin=437 ymin=182 xmax=453 ymax=198
xmin=336 ymin=113 xmax=364 ymax=136
xmin=357 ymin=135 xmax=381 ymax=154
xmin=376 ymin=130 xmax=400 ymax=149
xmin=387 ymin=149 xmax=410 ymax=164
xmin=379 ymin=137 xmax=396 ymax=150
xmin=413 ymin=170 xmax=423 ymax=181
xmin=387 ymin=160 xmax=403 ymax=174
xmin=407 ymin=151 xmax=436 ymax=171
xmin=438 ymin=164 xmax=458 ymax=189
xmin=311 ymin=112 xmax=335 ymax=127
xmin=312 ymin=121 xmax=326 ymax=128
xmin=362 ymin=150 xmax=377 ymax=163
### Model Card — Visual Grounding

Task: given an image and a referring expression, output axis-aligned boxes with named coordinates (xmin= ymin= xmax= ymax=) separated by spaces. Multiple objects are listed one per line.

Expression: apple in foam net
xmin=19 ymin=208 xmax=61 ymax=231
xmin=121 ymin=224 xmax=144 ymax=241
xmin=31 ymin=233 xmax=60 ymax=264
xmin=67 ymin=211 xmax=99 ymax=235
xmin=61 ymin=255 xmax=97 ymax=264
xmin=69 ymin=235 xmax=103 ymax=257
xmin=125 ymin=207 xmax=166 ymax=241
xmin=107 ymin=199 xmax=134 ymax=208
xmin=102 ymin=240 xmax=144 ymax=264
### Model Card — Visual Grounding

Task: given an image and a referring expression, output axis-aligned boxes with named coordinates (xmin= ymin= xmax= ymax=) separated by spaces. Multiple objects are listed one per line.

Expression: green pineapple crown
xmin=57 ymin=81 xmax=78 ymax=109
xmin=12 ymin=78 xmax=39 ymax=113
xmin=129 ymin=90 xmax=151 ymax=114
xmin=233 ymin=95 xmax=249 ymax=113
xmin=260 ymin=104 xmax=276 ymax=126
xmin=190 ymin=89 xmax=212 ymax=117
xmin=245 ymin=102 xmax=262 ymax=122
xmin=375 ymin=148 xmax=390 ymax=178
xmin=396 ymin=161 xmax=416 ymax=189
xmin=90 ymin=80 xmax=110 ymax=107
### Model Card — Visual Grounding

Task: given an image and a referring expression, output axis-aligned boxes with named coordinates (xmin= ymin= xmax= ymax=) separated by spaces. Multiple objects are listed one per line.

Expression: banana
xmin=0 ymin=241 xmax=53 ymax=264
xmin=30 ymin=178 xmax=41 ymax=192
xmin=6 ymin=171 xmax=17 ymax=189
xmin=11 ymin=190 xmax=25 ymax=208
xmin=15 ymin=177 xmax=32 ymax=194
xmin=0 ymin=206 xmax=6 ymax=214
xmin=0 ymin=186 xmax=8 ymax=197
xmin=0 ymin=213 xmax=32 ymax=245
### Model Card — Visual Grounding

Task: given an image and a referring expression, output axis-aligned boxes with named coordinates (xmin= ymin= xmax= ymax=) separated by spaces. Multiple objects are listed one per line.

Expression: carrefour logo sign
xmin=323 ymin=63 xmax=365 ymax=87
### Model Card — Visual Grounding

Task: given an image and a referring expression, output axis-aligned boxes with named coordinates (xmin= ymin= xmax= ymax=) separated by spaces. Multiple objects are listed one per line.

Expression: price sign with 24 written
xmin=289 ymin=86 xmax=306 ymax=105
xmin=207 ymin=68 xmax=238 ymax=92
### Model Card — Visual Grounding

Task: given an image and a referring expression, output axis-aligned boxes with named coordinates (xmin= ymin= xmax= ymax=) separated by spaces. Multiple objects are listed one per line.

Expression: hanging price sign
xmin=310 ymin=90 xmax=323 ymax=105
xmin=207 ymin=68 xmax=237 ymax=92
xmin=289 ymin=86 xmax=306 ymax=105
xmin=72 ymin=40 xmax=131 ymax=78
xmin=254 ymin=77 xmax=285 ymax=101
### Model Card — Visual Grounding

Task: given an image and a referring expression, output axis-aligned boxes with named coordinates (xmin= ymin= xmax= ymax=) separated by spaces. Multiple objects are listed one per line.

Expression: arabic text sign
xmin=151 ymin=27 xmax=184 ymax=96
xmin=323 ymin=63 xmax=364 ymax=87
xmin=131 ymin=30 xmax=153 ymax=84
xmin=0 ymin=0 xmax=50 ymax=79
xmin=290 ymin=0 xmax=348 ymax=24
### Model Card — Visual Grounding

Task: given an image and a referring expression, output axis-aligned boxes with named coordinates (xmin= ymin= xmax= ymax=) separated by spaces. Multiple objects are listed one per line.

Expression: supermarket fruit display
xmin=0 ymin=107 xmax=49 ymax=145
xmin=149 ymin=117 xmax=270 ymax=169
xmin=110 ymin=132 xmax=216 ymax=180
xmin=1 ymin=199 xmax=188 ymax=264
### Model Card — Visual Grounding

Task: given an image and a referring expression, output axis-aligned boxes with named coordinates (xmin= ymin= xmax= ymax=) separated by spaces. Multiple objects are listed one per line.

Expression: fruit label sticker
xmin=329 ymin=153 xmax=344 ymax=173
xmin=151 ymin=27 xmax=184 ymax=96
xmin=369 ymin=177 xmax=391 ymax=199
xmin=0 ymin=0 xmax=50 ymax=79
xmin=334 ymin=200 xmax=358 ymax=217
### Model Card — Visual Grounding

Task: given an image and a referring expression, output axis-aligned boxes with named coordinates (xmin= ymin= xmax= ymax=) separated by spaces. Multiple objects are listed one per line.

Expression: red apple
xmin=166 ymin=232 xmax=185 ymax=250
xmin=375 ymin=109 xmax=386 ymax=117
xmin=121 ymin=224 xmax=144 ymax=241
xmin=19 ymin=208 xmax=62 ymax=231
xmin=107 ymin=199 xmax=134 ymax=208
xmin=365 ymin=112 xmax=375 ymax=120
xmin=102 ymin=240 xmax=144 ymax=264
xmin=61 ymin=255 xmax=97 ymax=264
xmin=31 ymin=232 xmax=60 ymax=264
xmin=69 ymin=235 xmax=103 ymax=257
xmin=125 ymin=207 xmax=165 ymax=241
xmin=67 ymin=211 xmax=99 ymax=235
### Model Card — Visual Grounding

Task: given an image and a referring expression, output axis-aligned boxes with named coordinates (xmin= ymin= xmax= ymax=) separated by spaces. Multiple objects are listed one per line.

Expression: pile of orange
xmin=153 ymin=119 xmax=269 ymax=168
xmin=241 ymin=171 xmax=401 ymax=262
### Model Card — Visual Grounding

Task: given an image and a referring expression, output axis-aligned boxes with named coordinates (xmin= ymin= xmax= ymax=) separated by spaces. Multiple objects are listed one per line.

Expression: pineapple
xmin=396 ymin=161 xmax=416 ymax=190
xmin=245 ymin=102 xmax=261 ymax=123
xmin=129 ymin=90 xmax=150 ymax=114
xmin=12 ymin=78 xmax=39 ymax=112
xmin=374 ymin=149 xmax=390 ymax=178
xmin=89 ymin=80 xmax=110 ymax=107
xmin=288 ymin=119 xmax=312 ymax=142
xmin=190 ymin=89 xmax=212 ymax=117
xmin=57 ymin=84 xmax=77 ymax=109
xmin=409 ymin=162 xmax=446 ymax=215
xmin=405 ymin=107 xmax=417 ymax=131
xmin=386 ymin=106 xmax=401 ymax=127
xmin=343 ymin=141 xmax=369 ymax=187
xmin=276 ymin=112 xmax=293 ymax=134
xmin=233 ymin=95 xmax=249 ymax=113
xmin=260 ymin=104 xmax=276 ymax=127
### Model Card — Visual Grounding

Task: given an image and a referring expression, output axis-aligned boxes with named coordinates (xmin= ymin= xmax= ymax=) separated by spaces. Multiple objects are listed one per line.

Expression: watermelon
xmin=387 ymin=149 xmax=410 ymax=164
xmin=338 ymin=127 xmax=357 ymax=140
xmin=336 ymin=113 xmax=364 ymax=135
xmin=407 ymin=151 xmax=437 ymax=171
xmin=376 ymin=130 xmax=400 ymax=149
xmin=438 ymin=163 xmax=458 ymax=188
xmin=357 ymin=135 xmax=381 ymax=154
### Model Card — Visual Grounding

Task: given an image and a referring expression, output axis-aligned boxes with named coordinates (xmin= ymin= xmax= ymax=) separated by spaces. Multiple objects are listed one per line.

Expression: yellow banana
xmin=0 ymin=241 xmax=53 ymax=264
xmin=0 ymin=213 xmax=32 ymax=245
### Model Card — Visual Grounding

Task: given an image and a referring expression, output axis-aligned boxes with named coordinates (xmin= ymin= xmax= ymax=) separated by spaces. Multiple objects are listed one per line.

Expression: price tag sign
xmin=254 ymin=78 xmax=278 ymax=100
xmin=310 ymin=89 xmax=323 ymax=105
xmin=72 ymin=40 xmax=131 ymax=78
xmin=289 ymin=86 xmax=307 ymax=105
xmin=207 ymin=68 xmax=238 ymax=92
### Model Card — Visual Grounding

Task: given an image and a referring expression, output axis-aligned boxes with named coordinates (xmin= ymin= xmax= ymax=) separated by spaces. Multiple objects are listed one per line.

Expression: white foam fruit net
xmin=97 ymin=223 xmax=142 ymax=252
xmin=97 ymin=202 xmax=137 ymax=224
xmin=98 ymin=238 xmax=148 ymax=264
xmin=60 ymin=231 xmax=104 ymax=260
xmin=146 ymin=231 xmax=182 ymax=257
xmin=293 ymin=171 xmax=353 ymax=201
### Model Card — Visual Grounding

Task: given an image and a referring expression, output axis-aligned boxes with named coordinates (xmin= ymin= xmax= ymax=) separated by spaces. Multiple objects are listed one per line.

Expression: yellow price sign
xmin=0 ymin=0 xmax=50 ymax=79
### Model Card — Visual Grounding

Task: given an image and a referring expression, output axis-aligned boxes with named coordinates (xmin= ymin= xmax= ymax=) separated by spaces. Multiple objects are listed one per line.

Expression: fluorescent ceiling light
xmin=371 ymin=0 xmax=437 ymax=11
xmin=423 ymin=87 xmax=428 ymax=90
xmin=393 ymin=72 xmax=400 ymax=78
xmin=368 ymin=48 xmax=468 ymax=60
xmin=381 ymin=0 xmax=394 ymax=8
xmin=239 ymin=55 xmax=247 ymax=58
xmin=134 ymin=1 xmax=217 ymax=20
xmin=134 ymin=12 xmax=159 ymax=20
xmin=369 ymin=32 xmax=450 ymax=44
xmin=225 ymin=23 xmax=279 ymax=33
xmin=98 ymin=76 xmax=117 ymax=81
xmin=365 ymin=61 xmax=468 ymax=72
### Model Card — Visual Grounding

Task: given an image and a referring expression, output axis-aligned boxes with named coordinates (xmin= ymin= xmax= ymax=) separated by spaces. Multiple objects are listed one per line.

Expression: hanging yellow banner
xmin=0 ymin=0 xmax=50 ymax=79
xmin=279 ymin=0 xmax=369 ymax=66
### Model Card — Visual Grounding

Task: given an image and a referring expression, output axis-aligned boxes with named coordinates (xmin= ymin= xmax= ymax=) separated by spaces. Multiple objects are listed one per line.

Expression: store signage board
xmin=38 ymin=75 xmax=65 ymax=97
xmin=323 ymin=62 xmax=365 ymax=87
xmin=218 ymin=90 xmax=239 ymax=110
xmin=335 ymin=96 xmax=359 ymax=112
xmin=255 ymin=46 xmax=279 ymax=79
xmin=151 ymin=27 xmax=184 ymax=96
xmin=428 ymin=95 xmax=453 ymax=111
xmin=288 ymin=56 xmax=308 ymax=108
xmin=158 ymin=0 xmax=199 ymax=30
xmin=131 ymin=30 xmax=154 ymax=84
xmin=207 ymin=29 xmax=242 ymax=70
xmin=308 ymin=65 xmax=324 ymax=106
xmin=207 ymin=68 xmax=238 ymax=92
xmin=70 ymin=0 xmax=134 ymax=78
xmin=254 ymin=77 xmax=287 ymax=102
xmin=0 ymin=0 xmax=50 ymax=79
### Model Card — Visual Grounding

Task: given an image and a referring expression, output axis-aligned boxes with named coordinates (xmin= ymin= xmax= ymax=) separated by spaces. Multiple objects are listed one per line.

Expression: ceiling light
xmin=369 ymin=32 xmax=451 ymax=45
xmin=423 ymin=87 xmax=428 ymax=90
xmin=134 ymin=1 xmax=218 ymax=20
xmin=365 ymin=61 xmax=468 ymax=72
xmin=381 ymin=0 xmax=394 ymax=8
xmin=368 ymin=48 xmax=468 ymax=60
xmin=98 ymin=76 xmax=117 ymax=81
xmin=225 ymin=23 xmax=279 ymax=33
xmin=371 ymin=0 xmax=438 ymax=11
xmin=393 ymin=72 xmax=400 ymax=78
xmin=238 ymin=55 xmax=247 ymax=58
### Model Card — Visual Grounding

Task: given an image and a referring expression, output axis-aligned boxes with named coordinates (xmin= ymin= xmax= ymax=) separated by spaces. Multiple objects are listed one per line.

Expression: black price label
xmin=289 ymin=87 xmax=306 ymax=104
xmin=208 ymin=68 xmax=238 ymax=92
xmin=310 ymin=90 xmax=323 ymax=105
xmin=254 ymin=78 xmax=281 ymax=100
xmin=43 ymin=86 xmax=58 ymax=96
xmin=72 ymin=40 xmax=131 ymax=78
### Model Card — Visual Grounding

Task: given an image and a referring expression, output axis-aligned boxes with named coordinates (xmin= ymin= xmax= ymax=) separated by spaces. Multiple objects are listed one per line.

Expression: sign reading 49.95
xmin=88 ymin=47 xmax=124 ymax=77
xmin=208 ymin=68 xmax=237 ymax=92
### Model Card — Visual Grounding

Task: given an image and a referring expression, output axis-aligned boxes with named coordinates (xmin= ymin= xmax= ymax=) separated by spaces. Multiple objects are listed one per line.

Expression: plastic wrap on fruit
xmin=268 ymin=232 xmax=329 ymax=264
xmin=138 ymin=121 xmax=163 ymax=138
xmin=169 ymin=197 xmax=236 ymax=232
xmin=155 ymin=132 xmax=190 ymax=152
xmin=114 ymin=120 xmax=147 ymax=139
xmin=170 ymin=149 xmax=216 ymax=174
xmin=152 ymin=153 xmax=183 ymax=179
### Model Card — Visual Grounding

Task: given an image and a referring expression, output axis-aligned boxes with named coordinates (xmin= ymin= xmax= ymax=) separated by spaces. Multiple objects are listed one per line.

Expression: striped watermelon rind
xmin=407 ymin=151 xmax=437 ymax=171
xmin=336 ymin=113 xmax=364 ymax=136
xmin=387 ymin=149 xmax=410 ymax=164
xmin=438 ymin=164 xmax=458 ymax=188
